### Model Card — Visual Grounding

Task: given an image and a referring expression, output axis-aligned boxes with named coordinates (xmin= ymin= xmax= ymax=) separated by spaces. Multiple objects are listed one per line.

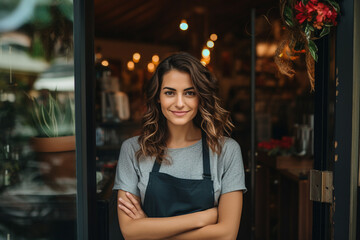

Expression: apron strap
xmin=151 ymin=131 xmax=212 ymax=180
xmin=152 ymin=158 xmax=161 ymax=172
xmin=201 ymin=130 xmax=211 ymax=179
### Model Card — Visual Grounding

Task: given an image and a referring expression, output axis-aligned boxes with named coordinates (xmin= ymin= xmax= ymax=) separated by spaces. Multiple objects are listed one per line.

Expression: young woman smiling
xmin=113 ymin=52 xmax=247 ymax=240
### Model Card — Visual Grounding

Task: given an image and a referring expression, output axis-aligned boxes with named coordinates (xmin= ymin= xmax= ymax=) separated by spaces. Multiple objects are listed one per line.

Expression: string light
xmin=127 ymin=61 xmax=135 ymax=71
xmin=147 ymin=62 xmax=155 ymax=73
xmin=201 ymin=48 xmax=210 ymax=58
xmin=179 ymin=19 xmax=188 ymax=31
xmin=206 ymin=40 xmax=214 ymax=48
xmin=152 ymin=55 xmax=160 ymax=64
xmin=133 ymin=53 xmax=141 ymax=63
xmin=210 ymin=33 xmax=218 ymax=41
xmin=101 ymin=60 xmax=109 ymax=67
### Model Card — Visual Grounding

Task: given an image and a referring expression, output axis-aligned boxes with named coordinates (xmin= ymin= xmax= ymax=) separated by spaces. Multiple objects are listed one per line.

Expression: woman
xmin=113 ymin=52 xmax=247 ymax=240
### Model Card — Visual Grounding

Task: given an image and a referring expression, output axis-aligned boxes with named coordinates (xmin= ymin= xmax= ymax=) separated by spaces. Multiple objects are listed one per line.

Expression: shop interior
xmin=93 ymin=0 xmax=314 ymax=240
xmin=0 ymin=0 xmax=319 ymax=239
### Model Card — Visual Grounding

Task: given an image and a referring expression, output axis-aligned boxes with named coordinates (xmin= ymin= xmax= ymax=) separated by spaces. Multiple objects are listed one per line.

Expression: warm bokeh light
xmin=147 ymin=62 xmax=155 ymax=72
xmin=127 ymin=61 xmax=135 ymax=71
xmin=133 ymin=53 xmax=141 ymax=63
xmin=201 ymin=48 xmax=210 ymax=58
xmin=201 ymin=56 xmax=211 ymax=65
xmin=95 ymin=53 xmax=102 ymax=60
xmin=101 ymin=60 xmax=109 ymax=67
xmin=206 ymin=40 xmax=214 ymax=48
xmin=210 ymin=33 xmax=218 ymax=41
xmin=152 ymin=54 xmax=160 ymax=63
xmin=256 ymin=42 xmax=277 ymax=57
xmin=179 ymin=19 xmax=188 ymax=31
xmin=200 ymin=60 xmax=207 ymax=66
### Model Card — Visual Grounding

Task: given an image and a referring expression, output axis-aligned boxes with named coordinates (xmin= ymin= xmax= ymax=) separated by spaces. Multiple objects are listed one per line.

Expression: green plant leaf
xmin=325 ymin=0 xmax=340 ymax=12
xmin=320 ymin=27 xmax=330 ymax=38
xmin=28 ymin=91 xmax=75 ymax=137
xmin=304 ymin=23 xmax=312 ymax=39
xmin=284 ymin=5 xmax=294 ymax=27
xmin=308 ymin=39 xmax=318 ymax=62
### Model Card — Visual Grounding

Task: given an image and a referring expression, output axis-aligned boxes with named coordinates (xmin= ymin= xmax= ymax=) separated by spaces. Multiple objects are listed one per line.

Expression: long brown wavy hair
xmin=136 ymin=52 xmax=234 ymax=163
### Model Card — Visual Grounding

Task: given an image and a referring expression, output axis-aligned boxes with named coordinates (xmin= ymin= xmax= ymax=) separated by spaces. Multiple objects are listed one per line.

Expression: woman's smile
xmin=170 ymin=110 xmax=190 ymax=117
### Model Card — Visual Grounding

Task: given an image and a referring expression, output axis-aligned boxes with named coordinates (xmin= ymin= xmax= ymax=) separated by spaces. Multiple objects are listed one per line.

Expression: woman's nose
xmin=175 ymin=95 xmax=184 ymax=108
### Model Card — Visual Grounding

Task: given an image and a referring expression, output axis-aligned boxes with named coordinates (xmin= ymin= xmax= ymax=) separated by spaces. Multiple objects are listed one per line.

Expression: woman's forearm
xmin=166 ymin=222 xmax=236 ymax=240
xmin=121 ymin=208 xmax=217 ymax=240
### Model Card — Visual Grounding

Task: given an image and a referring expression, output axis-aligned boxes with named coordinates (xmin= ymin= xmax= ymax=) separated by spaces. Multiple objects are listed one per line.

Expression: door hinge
xmin=310 ymin=169 xmax=333 ymax=203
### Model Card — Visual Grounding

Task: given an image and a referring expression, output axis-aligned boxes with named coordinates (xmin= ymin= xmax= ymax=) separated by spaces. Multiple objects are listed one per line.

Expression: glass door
xmin=0 ymin=0 xmax=77 ymax=239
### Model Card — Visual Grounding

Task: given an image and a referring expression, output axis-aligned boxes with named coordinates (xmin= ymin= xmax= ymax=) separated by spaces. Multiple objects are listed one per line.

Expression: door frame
xmin=332 ymin=0 xmax=359 ymax=239
xmin=74 ymin=0 xmax=97 ymax=239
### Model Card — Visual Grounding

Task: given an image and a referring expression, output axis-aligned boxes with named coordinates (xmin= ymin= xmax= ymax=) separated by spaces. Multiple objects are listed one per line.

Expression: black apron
xmin=142 ymin=131 xmax=214 ymax=217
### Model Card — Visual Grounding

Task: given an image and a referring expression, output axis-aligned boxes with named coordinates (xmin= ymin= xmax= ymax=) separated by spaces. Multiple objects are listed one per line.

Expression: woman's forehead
xmin=161 ymin=70 xmax=194 ymax=89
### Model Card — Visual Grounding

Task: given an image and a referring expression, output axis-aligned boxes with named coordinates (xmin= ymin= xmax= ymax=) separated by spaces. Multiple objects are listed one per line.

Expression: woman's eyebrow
xmin=162 ymin=87 xmax=195 ymax=91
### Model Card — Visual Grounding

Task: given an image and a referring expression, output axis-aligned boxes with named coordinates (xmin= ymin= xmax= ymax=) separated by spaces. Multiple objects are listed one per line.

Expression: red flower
xmin=325 ymin=6 xmax=338 ymax=25
xmin=295 ymin=1 xmax=308 ymax=24
xmin=294 ymin=0 xmax=338 ymax=28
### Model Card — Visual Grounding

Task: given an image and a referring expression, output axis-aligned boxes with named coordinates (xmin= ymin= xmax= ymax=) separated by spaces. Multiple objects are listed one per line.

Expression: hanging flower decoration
xmin=258 ymin=137 xmax=295 ymax=156
xmin=275 ymin=0 xmax=340 ymax=91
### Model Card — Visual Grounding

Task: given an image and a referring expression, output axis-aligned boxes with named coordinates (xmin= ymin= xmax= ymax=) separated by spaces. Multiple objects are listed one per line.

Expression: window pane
xmin=0 ymin=0 xmax=76 ymax=239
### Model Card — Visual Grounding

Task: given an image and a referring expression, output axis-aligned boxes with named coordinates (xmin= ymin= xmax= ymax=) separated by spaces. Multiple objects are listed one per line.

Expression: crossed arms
xmin=117 ymin=190 xmax=243 ymax=240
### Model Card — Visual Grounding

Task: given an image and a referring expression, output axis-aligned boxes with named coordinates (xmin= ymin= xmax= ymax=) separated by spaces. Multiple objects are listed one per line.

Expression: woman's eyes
xmin=185 ymin=91 xmax=196 ymax=96
xmin=164 ymin=91 xmax=196 ymax=96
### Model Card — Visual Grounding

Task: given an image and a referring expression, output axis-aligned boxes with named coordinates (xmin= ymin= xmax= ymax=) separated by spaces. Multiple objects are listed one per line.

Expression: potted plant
xmin=29 ymin=92 xmax=75 ymax=152
xmin=28 ymin=91 xmax=76 ymax=180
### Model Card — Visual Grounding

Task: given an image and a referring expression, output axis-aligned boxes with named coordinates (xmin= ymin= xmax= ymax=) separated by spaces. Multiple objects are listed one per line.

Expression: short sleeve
xmin=112 ymin=139 xmax=140 ymax=197
xmin=220 ymin=139 xmax=247 ymax=195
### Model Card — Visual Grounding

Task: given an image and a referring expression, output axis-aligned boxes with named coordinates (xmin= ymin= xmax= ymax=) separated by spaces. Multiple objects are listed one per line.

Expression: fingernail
xmin=119 ymin=197 xmax=123 ymax=201
xmin=126 ymin=192 xmax=130 ymax=195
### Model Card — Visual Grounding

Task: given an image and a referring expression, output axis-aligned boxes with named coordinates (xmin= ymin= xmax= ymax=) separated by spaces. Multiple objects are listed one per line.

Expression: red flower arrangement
xmin=275 ymin=0 xmax=340 ymax=91
xmin=295 ymin=0 xmax=338 ymax=30
xmin=258 ymin=136 xmax=295 ymax=156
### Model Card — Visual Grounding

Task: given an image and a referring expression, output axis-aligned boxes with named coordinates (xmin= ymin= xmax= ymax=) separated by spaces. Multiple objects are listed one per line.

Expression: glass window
xmin=0 ymin=0 xmax=76 ymax=239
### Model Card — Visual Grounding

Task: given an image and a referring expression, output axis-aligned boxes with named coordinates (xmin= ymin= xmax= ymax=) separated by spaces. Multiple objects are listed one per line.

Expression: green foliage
xmin=29 ymin=92 xmax=75 ymax=138
xmin=325 ymin=0 xmax=340 ymax=12
xmin=308 ymin=39 xmax=318 ymax=62
xmin=284 ymin=5 xmax=294 ymax=27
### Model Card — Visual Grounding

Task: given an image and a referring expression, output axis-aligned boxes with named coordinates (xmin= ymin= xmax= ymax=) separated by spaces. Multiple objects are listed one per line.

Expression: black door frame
xmin=333 ymin=0 xmax=359 ymax=239
xmin=74 ymin=0 xmax=97 ymax=239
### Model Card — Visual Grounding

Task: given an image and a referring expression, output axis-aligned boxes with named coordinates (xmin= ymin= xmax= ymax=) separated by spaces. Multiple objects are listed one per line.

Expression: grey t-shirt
xmin=113 ymin=136 xmax=247 ymax=205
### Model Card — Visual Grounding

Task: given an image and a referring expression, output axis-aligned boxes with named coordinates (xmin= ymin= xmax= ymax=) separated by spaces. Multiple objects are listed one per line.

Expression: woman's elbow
xmin=216 ymin=225 xmax=238 ymax=240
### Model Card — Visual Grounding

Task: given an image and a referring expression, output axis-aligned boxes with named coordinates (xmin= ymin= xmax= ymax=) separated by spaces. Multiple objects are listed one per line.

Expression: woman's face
xmin=159 ymin=70 xmax=199 ymax=128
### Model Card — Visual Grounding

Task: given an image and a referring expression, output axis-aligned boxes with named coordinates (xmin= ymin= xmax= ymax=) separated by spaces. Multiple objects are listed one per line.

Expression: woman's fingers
xmin=118 ymin=203 xmax=136 ymax=219
xmin=119 ymin=197 xmax=137 ymax=216
xmin=126 ymin=192 xmax=144 ymax=213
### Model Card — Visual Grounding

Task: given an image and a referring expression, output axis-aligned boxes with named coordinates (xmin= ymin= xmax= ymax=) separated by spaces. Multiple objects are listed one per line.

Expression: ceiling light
xmin=147 ymin=62 xmax=155 ymax=73
xmin=202 ymin=48 xmax=210 ymax=58
xmin=206 ymin=40 xmax=214 ymax=48
xmin=179 ymin=19 xmax=188 ymax=31
xmin=101 ymin=60 xmax=109 ymax=67
xmin=210 ymin=33 xmax=218 ymax=41
xmin=133 ymin=53 xmax=141 ymax=63
xmin=127 ymin=61 xmax=135 ymax=71
xmin=152 ymin=55 xmax=159 ymax=63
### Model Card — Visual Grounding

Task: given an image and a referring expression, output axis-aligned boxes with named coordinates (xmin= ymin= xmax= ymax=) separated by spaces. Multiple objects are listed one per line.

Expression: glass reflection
xmin=0 ymin=0 xmax=76 ymax=239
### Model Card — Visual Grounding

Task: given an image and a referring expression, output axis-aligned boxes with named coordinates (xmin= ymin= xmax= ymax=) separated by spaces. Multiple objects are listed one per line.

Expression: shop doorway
xmin=92 ymin=1 xmax=317 ymax=240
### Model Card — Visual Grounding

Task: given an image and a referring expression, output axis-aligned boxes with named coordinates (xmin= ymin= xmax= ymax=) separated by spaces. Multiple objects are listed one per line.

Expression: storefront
xmin=0 ymin=0 xmax=359 ymax=239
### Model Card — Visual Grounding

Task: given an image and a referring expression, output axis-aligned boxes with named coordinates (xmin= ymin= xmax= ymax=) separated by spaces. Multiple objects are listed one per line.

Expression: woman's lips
xmin=171 ymin=111 xmax=189 ymax=117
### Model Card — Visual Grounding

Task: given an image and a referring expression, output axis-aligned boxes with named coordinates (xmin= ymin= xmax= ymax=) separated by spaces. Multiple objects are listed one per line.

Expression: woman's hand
xmin=118 ymin=192 xmax=147 ymax=219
